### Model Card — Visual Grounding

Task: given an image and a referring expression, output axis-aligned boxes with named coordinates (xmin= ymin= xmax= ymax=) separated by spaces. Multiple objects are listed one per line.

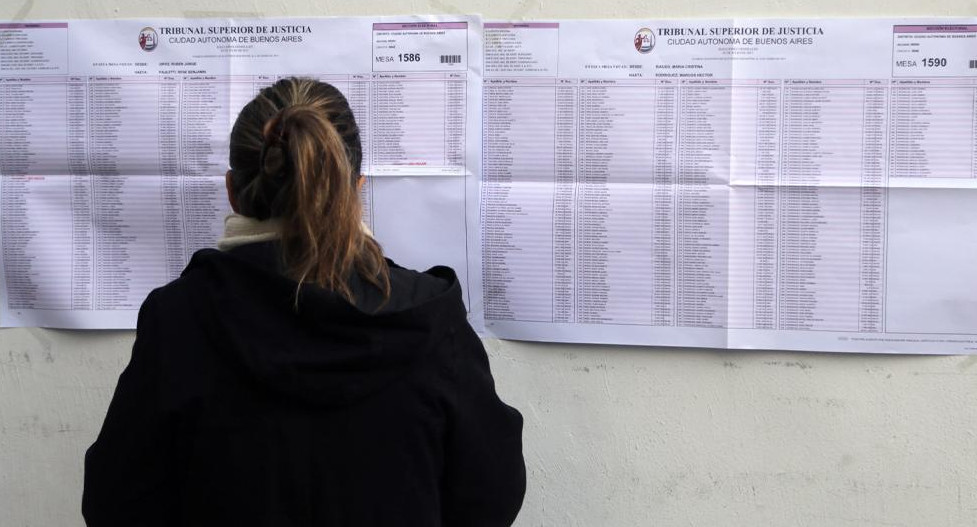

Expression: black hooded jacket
xmin=82 ymin=242 xmax=526 ymax=526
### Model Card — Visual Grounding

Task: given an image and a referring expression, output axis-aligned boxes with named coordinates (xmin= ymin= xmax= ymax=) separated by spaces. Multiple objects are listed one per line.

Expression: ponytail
xmin=229 ymin=78 xmax=390 ymax=305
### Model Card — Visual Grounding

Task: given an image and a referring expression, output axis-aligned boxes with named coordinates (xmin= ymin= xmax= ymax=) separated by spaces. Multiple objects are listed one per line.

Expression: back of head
xmin=228 ymin=77 xmax=389 ymax=304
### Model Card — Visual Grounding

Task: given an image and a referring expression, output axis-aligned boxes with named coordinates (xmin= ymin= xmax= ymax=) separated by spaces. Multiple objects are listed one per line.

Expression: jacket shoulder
xmin=137 ymin=249 xmax=226 ymax=320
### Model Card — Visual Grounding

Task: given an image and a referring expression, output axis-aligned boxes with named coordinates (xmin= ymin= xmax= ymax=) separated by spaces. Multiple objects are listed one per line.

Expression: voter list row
xmin=0 ymin=174 xmax=390 ymax=313
xmin=480 ymin=77 xmax=977 ymax=333
xmin=0 ymin=73 xmax=468 ymax=178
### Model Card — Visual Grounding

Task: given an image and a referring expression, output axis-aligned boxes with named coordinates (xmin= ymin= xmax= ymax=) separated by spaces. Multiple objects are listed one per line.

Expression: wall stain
xmin=56 ymin=421 xmax=80 ymax=434
xmin=26 ymin=328 xmax=52 ymax=351
xmin=764 ymin=360 xmax=812 ymax=370
xmin=806 ymin=514 xmax=908 ymax=527
xmin=506 ymin=0 xmax=539 ymax=20
xmin=913 ymin=371 xmax=977 ymax=377
xmin=0 ymin=0 xmax=33 ymax=49
xmin=1 ymin=351 xmax=30 ymax=365
xmin=183 ymin=10 xmax=263 ymax=17
xmin=427 ymin=0 xmax=461 ymax=14
xmin=11 ymin=0 xmax=33 ymax=20
xmin=773 ymin=395 xmax=847 ymax=408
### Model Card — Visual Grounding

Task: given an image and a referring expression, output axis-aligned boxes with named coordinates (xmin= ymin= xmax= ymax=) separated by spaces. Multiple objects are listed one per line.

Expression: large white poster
xmin=3 ymin=16 xmax=977 ymax=354
xmin=0 ymin=16 xmax=484 ymax=328
xmin=479 ymin=19 xmax=977 ymax=353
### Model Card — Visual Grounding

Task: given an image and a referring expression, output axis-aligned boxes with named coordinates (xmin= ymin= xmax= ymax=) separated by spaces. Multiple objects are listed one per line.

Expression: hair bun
xmin=259 ymin=113 xmax=288 ymax=179
xmin=261 ymin=143 xmax=286 ymax=178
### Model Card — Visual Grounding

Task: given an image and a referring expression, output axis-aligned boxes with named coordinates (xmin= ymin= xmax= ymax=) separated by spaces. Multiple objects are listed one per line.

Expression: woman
xmin=82 ymin=77 xmax=525 ymax=526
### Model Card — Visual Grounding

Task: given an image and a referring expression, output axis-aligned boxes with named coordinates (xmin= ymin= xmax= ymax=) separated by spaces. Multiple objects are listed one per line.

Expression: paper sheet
xmin=0 ymin=16 xmax=484 ymax=328
xmin=479 ymin=19 xmax=977 ymax=353
xmin=4 ymin=16 xmax=977 ymax=354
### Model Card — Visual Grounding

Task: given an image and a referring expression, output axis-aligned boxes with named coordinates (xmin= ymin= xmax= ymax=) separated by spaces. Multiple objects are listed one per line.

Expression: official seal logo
xmin=634 ymin=28 xmax=654 ymax=54
xmin=138 ymin=27 xmax=158 ymax=51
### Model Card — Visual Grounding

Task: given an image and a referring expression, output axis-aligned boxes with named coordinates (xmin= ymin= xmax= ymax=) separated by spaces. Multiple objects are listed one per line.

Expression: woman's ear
xmin=357 ymin=175 xmax=365 ymax=192
xmin=225 ymin=170 xmax=240 ymax=213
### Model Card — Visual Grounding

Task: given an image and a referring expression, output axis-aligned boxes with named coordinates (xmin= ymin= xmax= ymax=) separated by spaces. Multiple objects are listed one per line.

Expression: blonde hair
xmin=228 ymin=77 xmax=389 ymax=304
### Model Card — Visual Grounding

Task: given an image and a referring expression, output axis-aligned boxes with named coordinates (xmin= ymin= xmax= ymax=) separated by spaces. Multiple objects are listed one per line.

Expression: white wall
xmin=3 ymin=1 xmax=977 ymax=526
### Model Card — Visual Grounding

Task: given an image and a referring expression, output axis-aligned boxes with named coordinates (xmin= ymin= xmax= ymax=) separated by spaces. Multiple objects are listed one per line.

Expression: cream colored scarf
xmin=217 ymin=213 xmax=282 ymax=251
xmin=217 ymin=213 xmax=374 ymax=251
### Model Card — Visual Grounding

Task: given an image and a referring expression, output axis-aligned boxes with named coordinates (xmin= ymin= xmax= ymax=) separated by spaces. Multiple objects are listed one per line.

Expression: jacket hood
xmin=178 ymin=242 xmax=461 ymax=407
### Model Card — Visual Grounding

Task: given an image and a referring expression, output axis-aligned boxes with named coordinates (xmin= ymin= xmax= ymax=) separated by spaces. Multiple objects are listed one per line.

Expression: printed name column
xmin=180 ymin=76 xmax=232 ymax=258
xmin=675 ymin=80 xmax=729 ymax=329
xmin=371 ymin=73 xmax=447 ymax=174
xmin=889 ymin=79 xmax=975 ymax=179
xmin=574 ymin=79 xmax=654 ymax=325
xmin=88 ymin=76 xmax=166 ymax=309
xmin=0 ymin=75 xmax=72 ymax=312
xmin=180 ymin=75 xmax=231 ymax=178
xmin=778 ymin=80 xmax=865 ymax=331
xmin=481 ymin=77 xmax=556 ymax=321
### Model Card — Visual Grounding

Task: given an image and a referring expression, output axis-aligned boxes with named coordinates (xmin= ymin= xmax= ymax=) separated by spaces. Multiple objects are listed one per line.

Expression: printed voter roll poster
xmin=479 ymin=19 xmax=977 ymax=354
xmin=4 ymin=16 xmax=977 ymax=354
xmin=0 ymin=16 xmax=484 ymax=329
